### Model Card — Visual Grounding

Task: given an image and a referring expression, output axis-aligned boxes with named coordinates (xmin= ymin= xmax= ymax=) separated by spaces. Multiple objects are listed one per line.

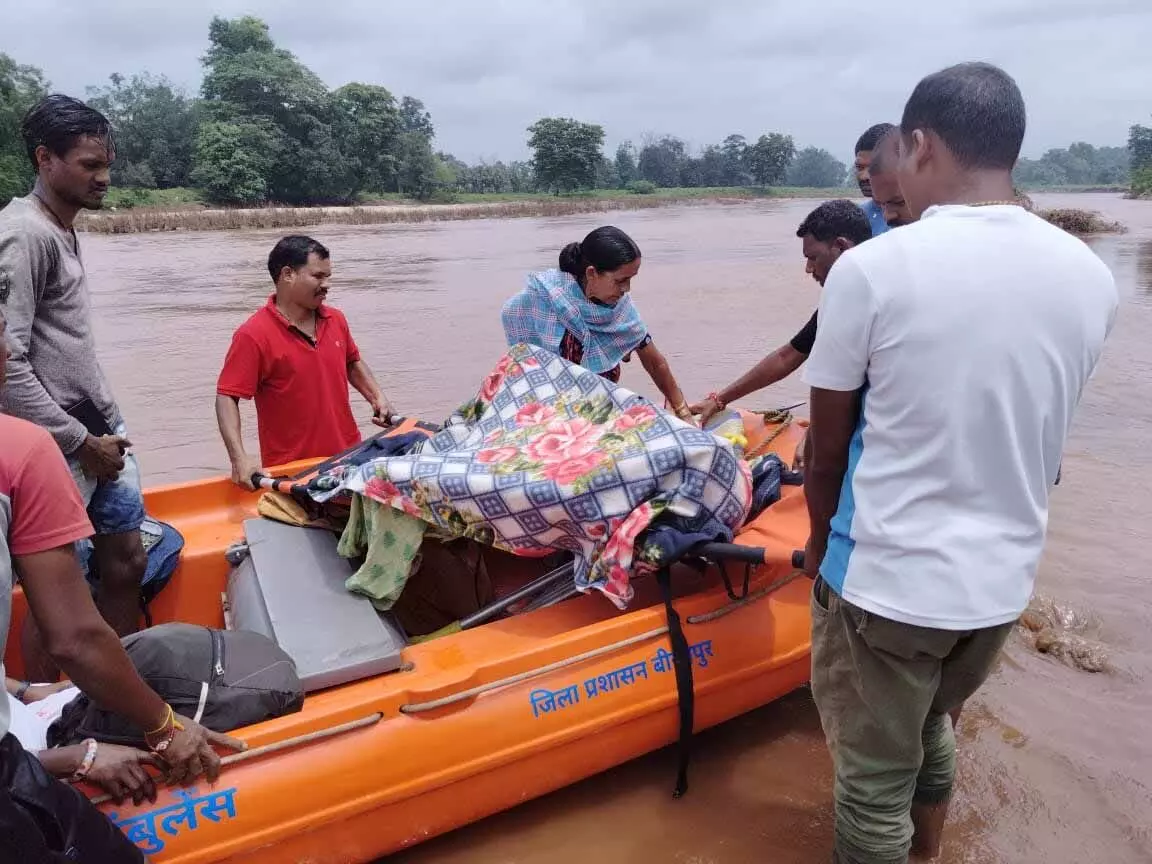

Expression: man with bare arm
xmin=803 ymin=64 xmax=1117 ymax=862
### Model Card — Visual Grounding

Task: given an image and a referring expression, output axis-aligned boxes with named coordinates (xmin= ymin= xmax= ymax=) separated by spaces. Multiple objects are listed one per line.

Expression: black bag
xmin=48 ymin=623 xmax=304 ymax=748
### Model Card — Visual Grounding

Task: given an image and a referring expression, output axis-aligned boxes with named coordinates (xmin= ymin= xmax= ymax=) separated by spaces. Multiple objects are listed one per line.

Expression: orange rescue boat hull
xmin=3 ymin=415 xmax=812 ymax=862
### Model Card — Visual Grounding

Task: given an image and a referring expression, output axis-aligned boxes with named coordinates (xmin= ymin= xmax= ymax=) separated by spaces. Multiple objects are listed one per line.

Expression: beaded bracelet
xmin=70 ymin=739 xmax=98 ymax=783
xmin=144 ymin=704 xmax=185 ymax=754
xmin=707 ymin=392 xmax=727 ymax=411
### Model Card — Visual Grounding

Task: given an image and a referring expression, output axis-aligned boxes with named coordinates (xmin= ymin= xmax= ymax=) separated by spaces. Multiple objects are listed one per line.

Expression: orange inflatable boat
xmin=4 ymin=412 xmax=812 ymax=863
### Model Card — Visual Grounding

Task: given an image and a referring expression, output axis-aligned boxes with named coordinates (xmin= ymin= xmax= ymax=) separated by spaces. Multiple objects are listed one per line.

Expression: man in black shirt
xmin=692 ymin=200 xmax=873 ymax=433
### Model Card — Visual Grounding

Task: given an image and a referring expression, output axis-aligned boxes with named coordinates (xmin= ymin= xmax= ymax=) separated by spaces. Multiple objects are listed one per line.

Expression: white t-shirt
xmin=6 ymin=687 xmax=81 ymax=752
xmin=803 ymin=204 xmax=1117 ymax=630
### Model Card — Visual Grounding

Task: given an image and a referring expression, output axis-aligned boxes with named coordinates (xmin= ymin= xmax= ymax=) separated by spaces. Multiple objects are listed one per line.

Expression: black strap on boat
xmin=657 ymin=566 xmax=694 ymax=798
xmin=718 ymin=562 xmax=753 ymax=602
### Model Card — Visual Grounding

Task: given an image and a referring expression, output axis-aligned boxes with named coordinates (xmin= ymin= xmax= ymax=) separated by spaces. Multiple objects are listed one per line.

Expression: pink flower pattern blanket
xmin=344 ymin=344 xmax=752 ymax=608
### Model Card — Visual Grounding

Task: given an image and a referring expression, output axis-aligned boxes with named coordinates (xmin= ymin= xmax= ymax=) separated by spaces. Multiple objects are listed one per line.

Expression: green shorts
xmin=810 ymin=576 xmax=1014 ymax=864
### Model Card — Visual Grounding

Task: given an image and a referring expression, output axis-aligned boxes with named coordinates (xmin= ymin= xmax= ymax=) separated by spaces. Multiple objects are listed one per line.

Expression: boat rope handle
xmin=89 ymin=712 xmax=383 ymax=807
xmin=400 ymin=568 xmax=805 ymax=715
xmin=686 ymin=570 xmax=808 ymax=625
xmin=743 ymin=412 xmax=794 ymax=461
xmin=400 ymin=627 xmax=669 ymax=714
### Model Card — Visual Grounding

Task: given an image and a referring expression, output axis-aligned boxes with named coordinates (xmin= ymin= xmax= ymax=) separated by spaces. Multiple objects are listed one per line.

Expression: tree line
xmin=1 ymin=20 xmax=1149 ymax=208
xmin=0 ymin=17 xmax=842 ymax=207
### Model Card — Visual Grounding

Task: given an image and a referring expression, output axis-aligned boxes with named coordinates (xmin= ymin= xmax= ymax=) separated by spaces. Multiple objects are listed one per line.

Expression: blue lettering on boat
xmin=529 ymin=639 xmax=715 ymax=718
xmin=111 ymin=786 xmax=238 ymax=855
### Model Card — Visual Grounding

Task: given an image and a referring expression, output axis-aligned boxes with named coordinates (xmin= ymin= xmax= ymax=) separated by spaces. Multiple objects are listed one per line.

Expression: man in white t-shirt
xmin=803 ymin=63 xmax=1117 ymax=864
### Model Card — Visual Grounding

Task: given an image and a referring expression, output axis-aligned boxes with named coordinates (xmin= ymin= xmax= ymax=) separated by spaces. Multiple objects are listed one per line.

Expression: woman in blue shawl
xmin=501 ymin=226 xmax=694 ymax=423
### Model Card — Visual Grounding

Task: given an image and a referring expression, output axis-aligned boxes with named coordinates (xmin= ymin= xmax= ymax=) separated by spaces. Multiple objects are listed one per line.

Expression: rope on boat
xmin=89 ymin=712 xmax=384 ymax=806
xmin=399 ymin=568 xmax=808 ymax=714
xmin=399 ymin=627 xmax=669 ymax=714
xmin=686 ymin=570 xmax=808 ymax=624
xmin=743 ymin=410 xmax=794 ymax=461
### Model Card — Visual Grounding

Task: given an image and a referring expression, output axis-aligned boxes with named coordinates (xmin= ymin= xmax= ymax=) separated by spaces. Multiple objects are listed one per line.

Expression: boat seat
xmin=226 ymin=518 xmax=407 ymax=692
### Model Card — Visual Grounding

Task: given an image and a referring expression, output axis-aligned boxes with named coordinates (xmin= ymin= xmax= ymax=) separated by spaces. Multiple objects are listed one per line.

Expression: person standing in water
xmin=853 ymin=123 xmax=897 ymax=237
xmin=803 ymin=63 xmax=1117 ymax=863
xmin=0 ymin=95 xmax=147 ymax=651
xmin=866 ymin=129 xmax=916 ymax=229
xmin=501 ymin=226 xmax=694 ymax=423
xmin=216 ymin=235 xmax=394 ymax=488
xmin=690 ymin=200 xmax=872 ymax=434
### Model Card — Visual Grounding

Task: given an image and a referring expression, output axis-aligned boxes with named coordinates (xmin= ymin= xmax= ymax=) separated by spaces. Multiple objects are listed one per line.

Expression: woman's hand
xmin=157 ymin=715 xmax=247 ymax=786
xmin=690 ymin=396 xmax=723 ymax=428
xmin=88 ymin=745 xmax=165 ymax=805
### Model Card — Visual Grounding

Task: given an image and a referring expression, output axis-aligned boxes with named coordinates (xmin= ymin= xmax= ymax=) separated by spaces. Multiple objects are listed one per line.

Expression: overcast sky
xmin=4 ymin=0 xmax=1150 ymax=164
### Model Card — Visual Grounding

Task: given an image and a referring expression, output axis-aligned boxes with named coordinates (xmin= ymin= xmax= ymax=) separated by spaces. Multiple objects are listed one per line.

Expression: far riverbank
xmin=77 ymin=186 xmax=1135 ymax=235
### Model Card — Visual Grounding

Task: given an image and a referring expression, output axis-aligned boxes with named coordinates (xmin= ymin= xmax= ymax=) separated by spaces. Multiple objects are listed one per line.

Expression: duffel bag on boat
xmin=47 ymin=623 xmax=304 ymax=747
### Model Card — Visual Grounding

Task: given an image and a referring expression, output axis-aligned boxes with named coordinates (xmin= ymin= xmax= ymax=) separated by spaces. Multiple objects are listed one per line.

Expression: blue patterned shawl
xmin=500 ymin=269 xmax=648 ymax=374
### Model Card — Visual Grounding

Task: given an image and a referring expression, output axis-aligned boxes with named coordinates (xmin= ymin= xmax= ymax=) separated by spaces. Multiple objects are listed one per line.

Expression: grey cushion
xmin=226 ymin=518 xmax=406 ymax=692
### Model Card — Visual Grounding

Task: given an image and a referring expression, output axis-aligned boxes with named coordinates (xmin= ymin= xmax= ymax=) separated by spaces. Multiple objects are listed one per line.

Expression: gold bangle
xmin=146 ymin=704 xmax=174 ymax=737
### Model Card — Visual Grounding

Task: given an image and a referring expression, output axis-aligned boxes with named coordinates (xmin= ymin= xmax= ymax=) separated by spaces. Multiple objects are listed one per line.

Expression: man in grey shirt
xmin=0 ymin=95 xmax=146 ymax=660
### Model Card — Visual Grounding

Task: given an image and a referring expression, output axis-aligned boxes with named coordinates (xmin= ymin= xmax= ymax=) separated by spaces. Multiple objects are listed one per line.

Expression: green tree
xmin=746 ymin=133 xmax=795 ymax=186
xmin=1014 ymin=142 xmax=1131 ymax=188
xmin=332 ymin=83 xmax=401 ymax=193
xmin=614 ymin=142 xmax=637 ymax=187
xmin=200 ymin=16 xmax=329 ymax=134
xmin=189 ymin=120 xmax=276 ymax=204
xmin=400 ymin=96 xmax=434 ymax=139
xmin=507 ymin=160 xmax=535 ymax=193
xmin=1129 ymin=120 xmax=1152 ymax=172
xmin=86 ymin=73 xmax=198 ymax=188
xmin=0 ymin=54 xmax=49 ymax=205
xmin=720 ymin=134 xmax=749 ymax=185
xmin=526 ymin=117 xmax=605 ymax=193
xmin=397 ymin=131 xmax=438 ymax=200
xmin=196 ymin=16 xmax=361 ymax=204
xmin=784 ymin=147 xmax=847 ymax=188
xmin=696 ymin=146 xmax=728 ymax=187
xmin=637 ymin=135 xmax=687 ymax=187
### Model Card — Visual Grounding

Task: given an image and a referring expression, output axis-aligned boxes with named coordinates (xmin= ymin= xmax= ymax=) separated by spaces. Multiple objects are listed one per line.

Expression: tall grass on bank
xmin=79 ymin=186 xmax=858 ymax=234
xmin=78 ymin=187 xmax=1128 ymax=236
xmin=80 ymin=197 xmax=681 ymax=234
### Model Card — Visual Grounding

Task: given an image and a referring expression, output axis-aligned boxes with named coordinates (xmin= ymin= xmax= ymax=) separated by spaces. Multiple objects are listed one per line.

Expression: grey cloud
xmin=2 ymin=0 xmax=1148 ymax=164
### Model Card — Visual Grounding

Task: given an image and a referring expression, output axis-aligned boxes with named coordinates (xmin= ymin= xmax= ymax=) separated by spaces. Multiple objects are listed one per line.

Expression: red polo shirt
xmin=217 ymin=295 xmax=363 ymax=467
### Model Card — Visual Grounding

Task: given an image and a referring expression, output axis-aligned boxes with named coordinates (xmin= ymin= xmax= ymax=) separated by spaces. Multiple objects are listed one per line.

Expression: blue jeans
xmin=67 ymin=424 xmax=146 ymax=536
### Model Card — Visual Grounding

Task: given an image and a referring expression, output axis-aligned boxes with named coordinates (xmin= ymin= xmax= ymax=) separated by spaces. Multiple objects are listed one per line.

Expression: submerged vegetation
xmin=77 ymin=186 xmax=857 ymax=234
xmin=1035 ymin=208 xmax=1126 ymax=235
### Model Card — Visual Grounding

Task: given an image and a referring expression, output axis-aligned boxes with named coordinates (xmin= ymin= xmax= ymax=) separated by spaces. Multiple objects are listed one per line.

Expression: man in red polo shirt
xmin=215 ymin=235 xmax=394 ymax=488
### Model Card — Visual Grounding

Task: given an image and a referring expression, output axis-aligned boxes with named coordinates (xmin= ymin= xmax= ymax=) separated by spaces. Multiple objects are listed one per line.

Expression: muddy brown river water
xmin=82 ymin=193 xmax=1152 ymax=863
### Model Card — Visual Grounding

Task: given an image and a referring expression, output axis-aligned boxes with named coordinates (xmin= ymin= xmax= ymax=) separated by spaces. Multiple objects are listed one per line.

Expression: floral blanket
xmin=343 ymin=344 xmax=752 ymax=609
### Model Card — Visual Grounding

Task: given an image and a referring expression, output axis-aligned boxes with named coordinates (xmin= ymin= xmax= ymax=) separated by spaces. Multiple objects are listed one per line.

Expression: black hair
xmin=20 ymin=94 xmax=113 ymax=171
xmin=855 ymin=123 xmax=896 ymax=156
xmin=558 ymin=226 xmax=641 ymax=285
xmin=796 ymin=200 xmax=872 ymax=247
xmin=867 ymin=129 xmax=901 ymax=176
xmin=268 ymin=235 xmax=329 ymax=282
xmin=900 ymin=62 xmax=1025 ymax=170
